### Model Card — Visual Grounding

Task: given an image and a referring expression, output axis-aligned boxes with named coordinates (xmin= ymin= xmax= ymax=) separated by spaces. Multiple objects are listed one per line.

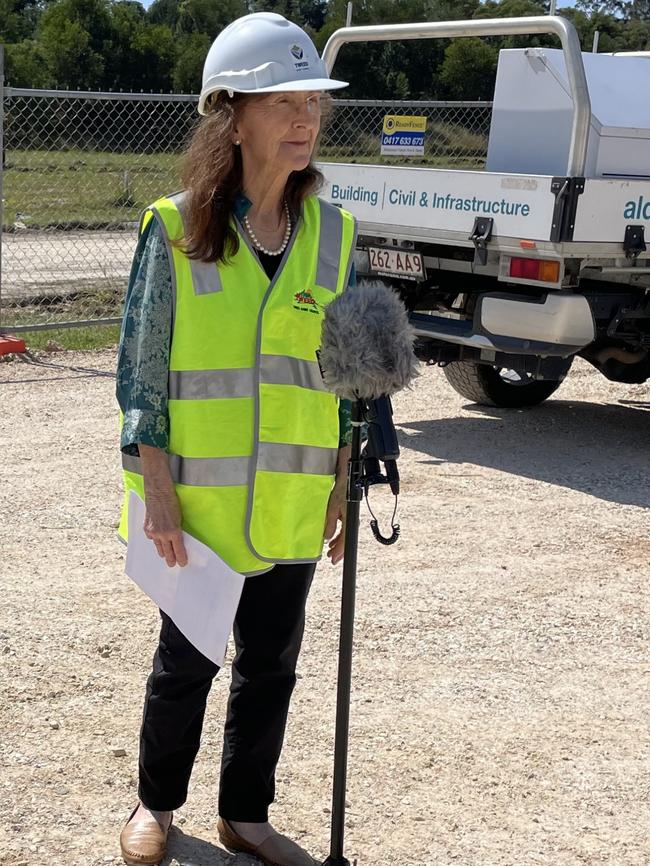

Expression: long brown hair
xmin=174 ymin=92 xmax=326 ymax=264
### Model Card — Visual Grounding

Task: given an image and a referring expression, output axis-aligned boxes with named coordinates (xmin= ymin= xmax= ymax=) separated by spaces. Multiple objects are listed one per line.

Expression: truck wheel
xmin=442 ymin=361 xmax=569 ymax=408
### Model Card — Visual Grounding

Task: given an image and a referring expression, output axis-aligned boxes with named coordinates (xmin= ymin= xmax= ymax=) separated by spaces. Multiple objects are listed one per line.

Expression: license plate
xmin=367 ymin=246 xmax=425 ymax=280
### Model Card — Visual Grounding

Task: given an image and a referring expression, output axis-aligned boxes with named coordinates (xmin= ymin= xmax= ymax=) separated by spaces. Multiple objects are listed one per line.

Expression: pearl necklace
xmin=243 ymin=201 xmax=292 ymax=256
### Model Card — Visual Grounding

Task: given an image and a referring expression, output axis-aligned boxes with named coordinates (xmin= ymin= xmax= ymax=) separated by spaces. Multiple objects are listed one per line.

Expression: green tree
xmin=315 ymin=0 xmax=478 ymax=99
xmin=173 ymin=30 xmax=210 ymax=91
xmin=5 ymin=38 xmax=51 ymax=86
xmin=299 ymin=0 xmax=327 ymax=31
xmin=475 ymin=0 xmax=546 ymax=16
xmin=621 ymin=18 xmax=650 ymax=49
xmin=386 ymin=69 xmax=410 ymax=99
xmin=575 ymin=0 xmax=628 ymax=14
xmin=177 ymin=0 xmax=247 ymax=38
xmin=440 ymin=38 xmax=498 ymax=100
xmin=7 ymin=0 xmax=642 ymax=99
xmin=106 ymin=0 xmax=146 ymax=87
xmin=627 ymin=0 xmax=650 ymax=19
xmin=0 ymin=0 xmax=42 ymax=42
xmin=560 ymin=5 xmax=626 ymax=51
xmin=472 ymin=0 xmax=557 ymax=53
xmin=38 ymin=0 xmax=113 ymax=88
xmin=249 ymin=0 xmax=289 ymax=13
xmin=147 ymin=0 xmax=180 ymax=29
xmin=106 ymin=1 xmax=175 ymax=91
xmin=130 ymin=23 xmax=175 ymax=91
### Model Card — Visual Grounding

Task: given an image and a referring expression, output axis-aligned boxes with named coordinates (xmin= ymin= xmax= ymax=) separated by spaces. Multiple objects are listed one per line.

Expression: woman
xmin=115 ymin=11 xmax=356 ymax=866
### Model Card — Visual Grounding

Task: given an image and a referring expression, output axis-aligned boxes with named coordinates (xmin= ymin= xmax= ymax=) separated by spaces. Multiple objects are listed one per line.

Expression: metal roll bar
xmin=322 ymin=15 xmax=591 ymax=177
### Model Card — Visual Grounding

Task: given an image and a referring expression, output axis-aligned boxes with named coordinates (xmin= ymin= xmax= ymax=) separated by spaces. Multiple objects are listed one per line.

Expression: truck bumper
xmin=411 ymin=292 xmax=596 ymax=358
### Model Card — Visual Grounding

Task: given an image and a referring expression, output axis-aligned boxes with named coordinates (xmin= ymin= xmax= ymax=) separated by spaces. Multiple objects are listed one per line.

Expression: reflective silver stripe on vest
xmin=168 ymin=368 xmax=255 ymax=400
xmin=258 ymin=442 xmax=337 ymax=476
xmin=260 ymin=355 xmax=326 ymax=392
xmin=190 ymin=259 xmax=222 ymax=295
xmin=167 ymin=190 xmax=187 ymax=210
xmin=167 ymin=191 xmax=222 ymax=295
xmin=316 ymin=199 xmax=343 ymax=292
xmin=122 ymin=453 xmax=249 ymax=487
xmin=123 ymin=454 xmax=141 ymax=475
xmin=167 ymin=357 xmax=326 ymax=400
xmin=122 ymin=441 xmax=336 ymax=483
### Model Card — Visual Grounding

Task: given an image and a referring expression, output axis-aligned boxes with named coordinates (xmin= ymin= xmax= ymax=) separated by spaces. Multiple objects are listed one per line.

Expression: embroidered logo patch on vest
xmin=293 ymin=288 xmax=320 ymax=314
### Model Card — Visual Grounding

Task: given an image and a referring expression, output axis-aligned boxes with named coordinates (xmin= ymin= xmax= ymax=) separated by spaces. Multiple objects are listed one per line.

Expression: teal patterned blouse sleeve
xmin=116 ymin=218 xmax=173 ymax=456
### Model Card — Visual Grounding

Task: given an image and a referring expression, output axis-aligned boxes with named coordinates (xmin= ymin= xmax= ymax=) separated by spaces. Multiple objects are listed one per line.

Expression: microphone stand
xmin=323 ymin=397 xmax=400 ymax=866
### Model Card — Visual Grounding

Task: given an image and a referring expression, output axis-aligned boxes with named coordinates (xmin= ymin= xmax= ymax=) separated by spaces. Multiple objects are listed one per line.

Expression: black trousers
xmin=137 ymin=561 xmax=316 ymax=821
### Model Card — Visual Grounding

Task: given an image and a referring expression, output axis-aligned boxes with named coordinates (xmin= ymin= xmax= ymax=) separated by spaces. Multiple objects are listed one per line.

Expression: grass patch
xmin=4 ymin=149 xmax=181 ymax=228
xmin=2 ymin=282 xmax=125 ymax=328
xmin=16 ymin=324 xmax=121 ymax=351
xmin=320 ymin=152 xmax=485 ymax=169
xmin=4 ymin=142 xmax=488 ymax=229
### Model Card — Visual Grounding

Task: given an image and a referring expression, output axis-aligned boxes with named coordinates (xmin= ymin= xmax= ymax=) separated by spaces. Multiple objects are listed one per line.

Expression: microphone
xmin=318 ymin=282 xmax=419 ymax=866
xmin=319 ymin=280 xmax=419 ymax=401
xmin=319 ymin=281 xmax=419 ymax=517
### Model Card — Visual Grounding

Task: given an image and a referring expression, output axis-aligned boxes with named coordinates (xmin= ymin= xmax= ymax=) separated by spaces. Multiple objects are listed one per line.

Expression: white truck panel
xmin=487 ymin=48 xmax=650 ymax=178
xmin=572 ymin=177 xmax=650 ymax=242
xmin=318 ymin=162 xmax=557 ymax=242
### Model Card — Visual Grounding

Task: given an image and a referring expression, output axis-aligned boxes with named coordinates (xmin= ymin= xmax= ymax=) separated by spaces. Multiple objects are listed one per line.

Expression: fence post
xmin=0 ymin=45 xmax=4 ymax=331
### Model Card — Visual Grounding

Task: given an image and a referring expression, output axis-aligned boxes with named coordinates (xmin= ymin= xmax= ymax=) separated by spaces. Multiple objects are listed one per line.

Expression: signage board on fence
xmin=381 ymin=115 xmax=427 ymax=157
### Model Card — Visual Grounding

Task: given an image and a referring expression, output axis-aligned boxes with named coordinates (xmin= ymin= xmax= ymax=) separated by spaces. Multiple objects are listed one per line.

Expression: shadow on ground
xmin=161 ymin=826 xmax=263 ymax=865
xmin=399 ymin=398 xmax=650 ymax=508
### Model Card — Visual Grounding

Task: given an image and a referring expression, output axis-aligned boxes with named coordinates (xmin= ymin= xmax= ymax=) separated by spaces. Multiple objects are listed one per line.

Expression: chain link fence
xmin=320 ymin=99 xmax=492 ymax=168
xmin=0 ymin=88 xmax=492 ymax=334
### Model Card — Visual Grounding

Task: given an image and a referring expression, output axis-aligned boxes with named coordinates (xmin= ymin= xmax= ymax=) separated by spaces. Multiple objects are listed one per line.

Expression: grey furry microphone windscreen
xmin=318 ymin=281 xmax=420 ymax=401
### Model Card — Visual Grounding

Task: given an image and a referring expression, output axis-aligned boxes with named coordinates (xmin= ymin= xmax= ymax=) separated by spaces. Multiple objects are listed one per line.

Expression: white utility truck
xmin=319 ymin=17 xmax=650 ymax=407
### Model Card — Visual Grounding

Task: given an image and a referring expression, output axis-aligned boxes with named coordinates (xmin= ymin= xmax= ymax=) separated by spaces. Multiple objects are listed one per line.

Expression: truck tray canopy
xmin=487 ymin=49 xmax=650 ymax=178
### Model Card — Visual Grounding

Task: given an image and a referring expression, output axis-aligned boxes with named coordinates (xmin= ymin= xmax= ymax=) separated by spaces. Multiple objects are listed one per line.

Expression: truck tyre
xmin=442 ymin=361 xmax=570 ymax=408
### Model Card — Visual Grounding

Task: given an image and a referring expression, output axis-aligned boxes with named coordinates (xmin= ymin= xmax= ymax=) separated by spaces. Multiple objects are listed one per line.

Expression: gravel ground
xmin=4 ymin=231 xmax=133 ymax=299
xmin=1 ymin=349 xmax=648 ymax=866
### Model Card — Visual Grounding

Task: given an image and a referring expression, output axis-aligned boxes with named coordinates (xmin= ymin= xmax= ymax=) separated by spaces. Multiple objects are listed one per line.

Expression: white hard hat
xmin=198 ymin=12 xmax=348 ymax=115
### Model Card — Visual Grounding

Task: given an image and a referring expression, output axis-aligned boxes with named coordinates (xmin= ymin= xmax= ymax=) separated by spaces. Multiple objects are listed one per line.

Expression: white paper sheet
xmin=125 ymin=491 xmax=245 ymax=667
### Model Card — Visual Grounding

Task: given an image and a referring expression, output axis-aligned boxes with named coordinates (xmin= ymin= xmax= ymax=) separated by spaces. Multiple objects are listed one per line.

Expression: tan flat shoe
xmin=120 ymin=804 xmax=173 ymax=866
xmin=217 ymin=817 xmax=317 ymax=866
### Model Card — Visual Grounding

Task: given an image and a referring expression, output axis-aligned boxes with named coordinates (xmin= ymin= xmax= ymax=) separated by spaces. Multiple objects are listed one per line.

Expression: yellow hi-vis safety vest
xmin=118 ymin=191 xmax=357 ymax=575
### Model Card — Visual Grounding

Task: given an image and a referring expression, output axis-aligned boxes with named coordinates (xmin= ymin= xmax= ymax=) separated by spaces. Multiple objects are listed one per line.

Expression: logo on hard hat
xmin=290 ymin=44 xmax=304 ymax=60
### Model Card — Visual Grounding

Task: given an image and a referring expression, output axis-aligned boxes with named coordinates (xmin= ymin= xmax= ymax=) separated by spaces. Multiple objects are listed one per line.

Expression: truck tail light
xmin=509 ymin=257 xmax=560 ymax=283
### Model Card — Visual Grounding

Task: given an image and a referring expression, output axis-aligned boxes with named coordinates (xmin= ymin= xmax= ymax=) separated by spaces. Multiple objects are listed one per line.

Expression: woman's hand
xmin=324 ymin=445 xmax=351 ymax=566
xmin=140 ymin=445 xmax=188 ymax=568
xmin=143 ymin=490 xmax=188 ymax=568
